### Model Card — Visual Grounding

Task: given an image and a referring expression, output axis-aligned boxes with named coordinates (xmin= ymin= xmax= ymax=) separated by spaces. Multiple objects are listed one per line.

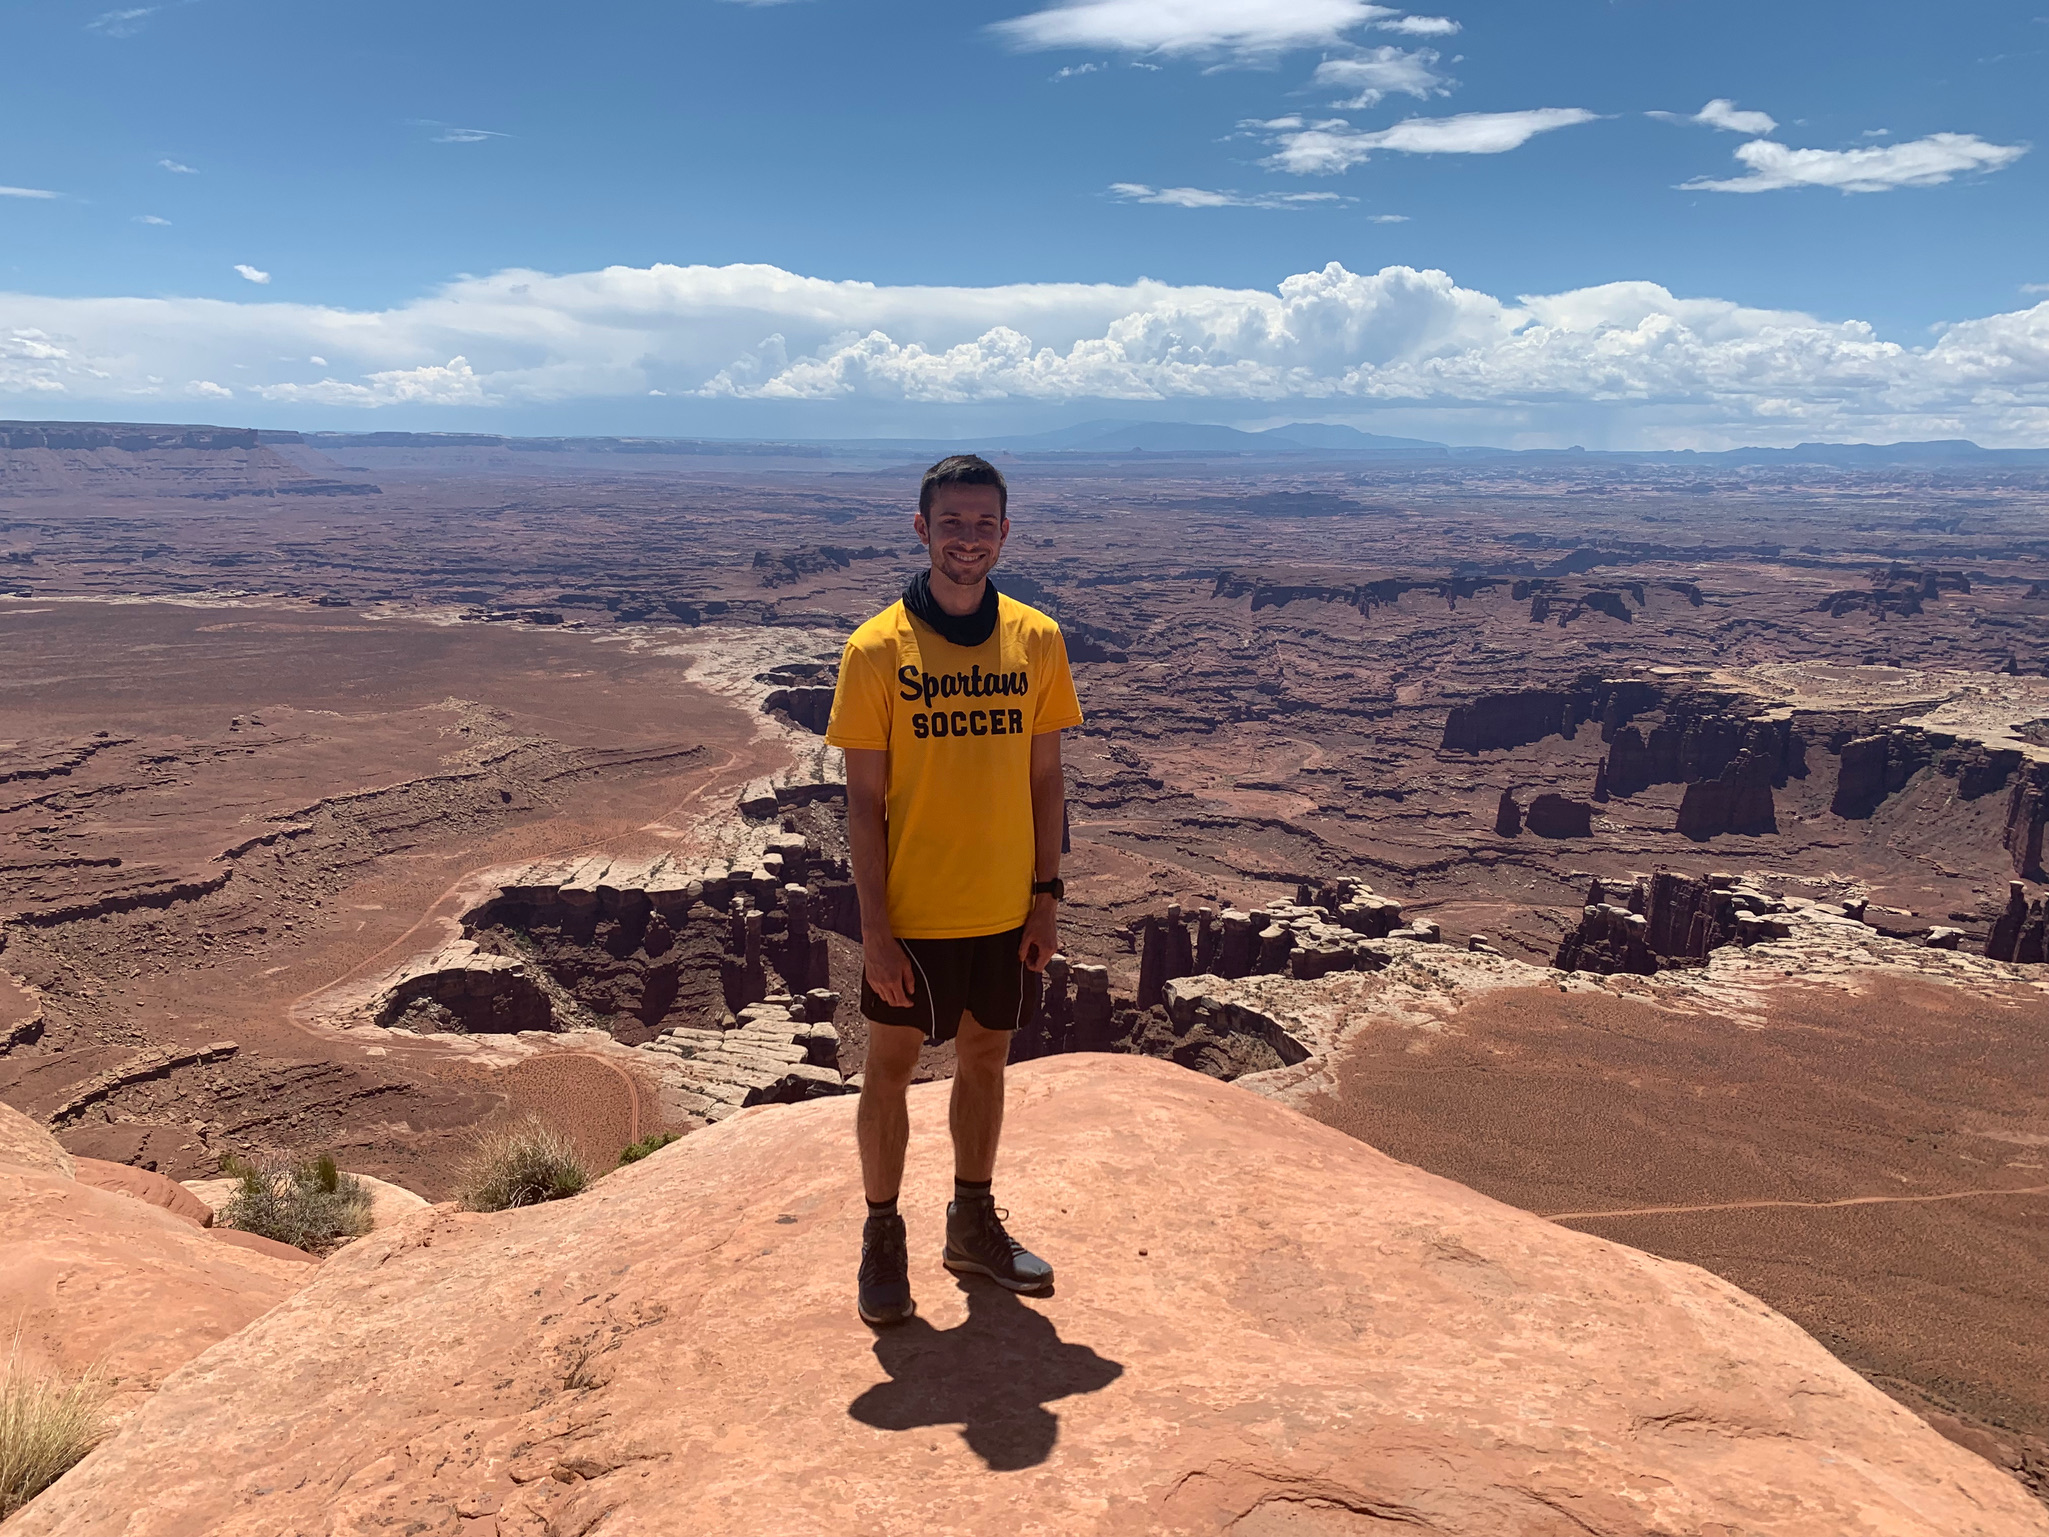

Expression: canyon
xmin=3 ymin=422 xmax=2048 ymax=1519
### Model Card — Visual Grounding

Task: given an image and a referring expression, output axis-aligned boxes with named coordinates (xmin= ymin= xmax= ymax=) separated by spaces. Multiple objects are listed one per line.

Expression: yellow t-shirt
xmin=825 ymin=593 xmax=1084 ymax=939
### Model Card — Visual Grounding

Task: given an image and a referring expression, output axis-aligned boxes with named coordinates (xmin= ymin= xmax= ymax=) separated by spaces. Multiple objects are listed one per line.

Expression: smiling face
xmin=915 ymin=483 xmax=1008 ymax=590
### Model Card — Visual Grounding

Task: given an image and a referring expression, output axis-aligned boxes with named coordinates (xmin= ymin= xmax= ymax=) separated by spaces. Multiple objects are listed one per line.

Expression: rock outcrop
xmin=1 ymin=1099 xmax=73 ymax=1177
xmin=1987 ymin=880 xmax=2049 ymax=962
xmin=18 ymin=1054 xmax=2042 ymax=1537
xmin=635 ymin=991 xmax=849 ymax=1121
xmin=1555 ymin=870 xmax=1814 ymax=974
xmin=72 ymin=1157 xmax=214 ymax=1227
xmin=0 ymin=1135 xmax=310 ymax=1423
xmin=442 ymin=841 xmax=858 ymax=1041
xmin=1523 ymin=791 xmax=1592 ymax=838
xmin=1493 ymin=788 xmax=1522 ymax=835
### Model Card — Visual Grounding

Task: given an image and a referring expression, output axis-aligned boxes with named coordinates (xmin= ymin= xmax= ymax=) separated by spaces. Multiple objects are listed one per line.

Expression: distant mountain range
xmin=3 ymin=417 xmax=2046 ymax=467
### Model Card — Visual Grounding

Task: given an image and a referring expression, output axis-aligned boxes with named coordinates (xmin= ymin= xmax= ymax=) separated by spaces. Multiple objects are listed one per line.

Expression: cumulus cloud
xmin=234 ymin=264 xmax=271 ymax=284
xmin=1260 ymin=108 xmax=1597 ymax=174
xmin=0 ymin=186 xmax=59 ymax=200
xmin=993 ymin=0 xmax=1400 ymax=56
xmin=1109 ymin=182 xmax=1347 ymax=208
xmin=259 ymin=356 xmax=486 ymax=407
xmin=1311 ymin=47 xmax=1448 ymax=108
xmin=1685 ymin=131 xmax=2028 ymax=193
xmin=2 ymin=259 xmax=2047 ymax=445
xmin=1677 ymin=98 xmax=1778 ymax=135
xmin=188 ymin=380 xmax=232 ymax=400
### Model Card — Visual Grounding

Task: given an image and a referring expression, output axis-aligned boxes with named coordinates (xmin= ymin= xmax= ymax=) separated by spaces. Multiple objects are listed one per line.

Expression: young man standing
xmin=824 ymin=454 xmax=1082 ymax=1327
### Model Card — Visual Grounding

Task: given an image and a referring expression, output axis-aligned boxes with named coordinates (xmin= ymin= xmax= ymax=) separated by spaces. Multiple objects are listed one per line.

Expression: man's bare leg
xmin=856 ymin=1021 xmax=924 ymax=1326
xmin=943 ymin=1013 xmax=1053 ymax=1291
xmin=948 ymin=1013 xmax=1010 ymax=1182
xmin=858 ymin=1021 xmax=925 ymax=1204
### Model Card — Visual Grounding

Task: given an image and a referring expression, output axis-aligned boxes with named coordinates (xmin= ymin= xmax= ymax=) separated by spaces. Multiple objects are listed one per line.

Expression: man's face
xmin=916 ymin=484 xmax=1008 ymax=588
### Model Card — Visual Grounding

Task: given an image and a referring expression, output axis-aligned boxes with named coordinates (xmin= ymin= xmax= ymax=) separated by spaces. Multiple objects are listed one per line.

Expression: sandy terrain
xmin=1310 ymin=976 xmax=2049 ymax=1478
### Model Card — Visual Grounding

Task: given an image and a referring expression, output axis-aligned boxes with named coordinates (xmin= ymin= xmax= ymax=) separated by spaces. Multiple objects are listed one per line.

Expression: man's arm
xmin=844 ymin=747 xmax=914 ymax=1008
xmin=1019 ymin=729 xmax=1064 ymax=972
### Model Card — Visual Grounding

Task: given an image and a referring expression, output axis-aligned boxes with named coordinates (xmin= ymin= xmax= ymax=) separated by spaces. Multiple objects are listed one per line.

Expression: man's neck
xmin=928 ymin=566 xmax=986 ymax=618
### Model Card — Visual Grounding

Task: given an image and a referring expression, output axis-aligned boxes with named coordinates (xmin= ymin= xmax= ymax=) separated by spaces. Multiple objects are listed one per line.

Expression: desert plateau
xmin=4 ymin=420 xmax=2049 ymax=1531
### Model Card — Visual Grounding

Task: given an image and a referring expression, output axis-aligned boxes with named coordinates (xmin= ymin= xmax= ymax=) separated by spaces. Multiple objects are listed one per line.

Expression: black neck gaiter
xmin=903 ymin=570 xmax=999 ymax=648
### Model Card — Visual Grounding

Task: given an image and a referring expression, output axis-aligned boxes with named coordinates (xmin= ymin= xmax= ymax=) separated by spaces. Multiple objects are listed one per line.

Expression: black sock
xmin=867 ymin=1195 xmax=898 ymax=1218
xmin=954 ymin=1177 xmax=992 ymax=1202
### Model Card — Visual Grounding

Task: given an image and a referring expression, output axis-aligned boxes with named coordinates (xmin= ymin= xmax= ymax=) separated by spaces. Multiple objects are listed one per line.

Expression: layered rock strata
xmin=635 ymin=992 xmax=850 ymax=1121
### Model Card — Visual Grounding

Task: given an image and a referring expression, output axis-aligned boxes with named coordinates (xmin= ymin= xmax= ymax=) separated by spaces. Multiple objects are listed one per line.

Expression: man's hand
xmin=1019 ymin=893 xmax=1058 ymax=973
xmin=864 ymin=929 xmax=915 ymax=1009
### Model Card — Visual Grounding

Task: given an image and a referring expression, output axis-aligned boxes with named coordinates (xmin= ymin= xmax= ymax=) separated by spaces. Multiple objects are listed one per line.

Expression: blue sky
xmin=2 ymin=0 xmax=2045 ymax=447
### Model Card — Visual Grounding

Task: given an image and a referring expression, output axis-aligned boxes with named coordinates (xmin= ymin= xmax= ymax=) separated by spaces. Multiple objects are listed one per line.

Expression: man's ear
xmin=914 ymin=511 xmax=930 ymax=548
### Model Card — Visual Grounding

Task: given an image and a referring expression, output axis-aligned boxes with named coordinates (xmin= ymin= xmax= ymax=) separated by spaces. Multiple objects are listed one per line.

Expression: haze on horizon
xmin=1 ymin=0 xmax=2044 ymax=450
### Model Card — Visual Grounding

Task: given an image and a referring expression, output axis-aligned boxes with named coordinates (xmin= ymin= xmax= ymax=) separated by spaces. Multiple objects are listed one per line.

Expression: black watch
xmin=1031 ymin=878 xmax=1065 ymax=901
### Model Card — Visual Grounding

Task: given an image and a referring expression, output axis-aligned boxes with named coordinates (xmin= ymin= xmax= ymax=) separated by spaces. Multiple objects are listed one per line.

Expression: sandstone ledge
xmin=18 ymin=1054 xmax=2041 ymax=1537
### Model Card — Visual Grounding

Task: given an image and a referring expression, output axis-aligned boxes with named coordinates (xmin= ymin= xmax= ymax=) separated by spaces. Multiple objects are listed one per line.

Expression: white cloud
xmin=1694 ymin=98 xmax=1778 ymax=135
xmin=2023 ymin=283 xmax=2049 ymax=295
xmin=1368 ymin=212 xmax=1409 ymax=222
xmin=1311 ymin=46 xmax=1448 ymax=108
xmin=1051 ymin=61 xmax=1104 ymax=78
xmin=159 ymin=158 xmax=197 ymax=174
xmin=4 ymin=259 xmax=2048 ymax=445
xmin=188 ymin=380 xmax=233 ymax=400
xmin=1685 ymin=131 xmax=2028 ymax=193
xmin=432 ymin=127 xmax=508 ymax=144
xmin=0 ymin=186 xmax=59 ymax=200
xmin=1377 ymin=14 xmax=1457 ymax=33
xmin=1109 ymin=182 xmax=1347 ymax=208
xmin=87 ymin=5 xmax=160 ymax=36
xmin=259 ymin=356 xmax=486 ymax=407
xmin=135 ymin=214 xmax=171 ymax=225
xmin=309 ymin=355 xmax=327 ymax=365
xmin=234 ymin=264 xmax=271 ymax=284
xmin=993 ymin=0 xmax=1399 ymax=56
xmin=1260 ymin=107 xmax=1597 ymax=174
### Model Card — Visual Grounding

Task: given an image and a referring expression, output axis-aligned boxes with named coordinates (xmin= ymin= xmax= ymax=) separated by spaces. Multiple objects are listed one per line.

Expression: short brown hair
xmin=919 ymin=454 xmax=1008 ymax=518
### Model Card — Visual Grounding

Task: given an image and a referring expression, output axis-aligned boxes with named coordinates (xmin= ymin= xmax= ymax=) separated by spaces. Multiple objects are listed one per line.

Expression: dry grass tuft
xmin=0 ymin=1335 xmax=111 ymax=1521
xmin=456 ymin=1116 xmax=589 ymax=1212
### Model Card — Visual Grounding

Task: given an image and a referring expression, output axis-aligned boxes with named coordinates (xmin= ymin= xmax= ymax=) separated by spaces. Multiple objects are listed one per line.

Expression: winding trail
xmin=1546 ymin=1183 xmax=2049 ymax=1223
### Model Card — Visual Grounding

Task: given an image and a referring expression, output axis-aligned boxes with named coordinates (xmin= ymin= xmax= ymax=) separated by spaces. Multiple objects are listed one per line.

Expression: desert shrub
xmin=0 ymin=1336 xmax=110 ymax=1520
xmin=456 ymin=1117 xmax=589 ymax=1211
xmin=616 ymin=1131 xmax=681 ymax=1167
xmin=217 ymin=1153 xmax=374 ymax=1254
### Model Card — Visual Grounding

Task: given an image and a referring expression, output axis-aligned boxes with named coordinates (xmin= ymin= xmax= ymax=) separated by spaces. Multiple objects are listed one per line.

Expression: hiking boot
xmin=858 ymin=1212 xmax=916 ymax=1326
xmin=943 ymin=1195 xmax=1054 ymax=1292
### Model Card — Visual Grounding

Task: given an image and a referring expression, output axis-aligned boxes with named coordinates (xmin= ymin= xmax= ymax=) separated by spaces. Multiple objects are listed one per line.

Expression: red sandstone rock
xmin=0 ymin=1163 xmax=311 ymax=1421
xmin=73 ymin=1156 xmax=213 ymax=1227
xmin=206 ymin=1225 xmax=322 ymax=1264
xmin=0 ymin=1100 xmax=72 ymax=1178
xmin=15 ymin=1055 xmax=2041 ymax=1537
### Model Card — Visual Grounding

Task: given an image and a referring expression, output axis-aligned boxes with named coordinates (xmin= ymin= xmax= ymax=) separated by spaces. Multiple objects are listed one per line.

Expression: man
xmin=824 ymin=453 xmax=1083 ymax=1327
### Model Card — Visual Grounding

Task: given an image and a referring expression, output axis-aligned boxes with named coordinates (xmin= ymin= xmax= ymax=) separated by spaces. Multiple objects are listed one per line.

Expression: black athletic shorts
xmin=861 ymin=926 xmax=1041 ymax=1044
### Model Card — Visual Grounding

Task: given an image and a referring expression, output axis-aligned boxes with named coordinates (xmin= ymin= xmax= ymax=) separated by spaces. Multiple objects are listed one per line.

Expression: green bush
xmin=616 ymin=1131 xmax=681 ymax=1166
xmin=456 ymin=1117 xmax=589 ymax=1212
xmin=218 ymin=1154 xmax=374 ymax=1254
xmin=0 ymin=1336 xmax=110 ymax=1520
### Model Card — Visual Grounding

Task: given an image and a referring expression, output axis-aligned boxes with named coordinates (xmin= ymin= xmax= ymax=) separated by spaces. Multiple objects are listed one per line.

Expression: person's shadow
xmin=847 ymin=1278 xmax=1125 ymax=1470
